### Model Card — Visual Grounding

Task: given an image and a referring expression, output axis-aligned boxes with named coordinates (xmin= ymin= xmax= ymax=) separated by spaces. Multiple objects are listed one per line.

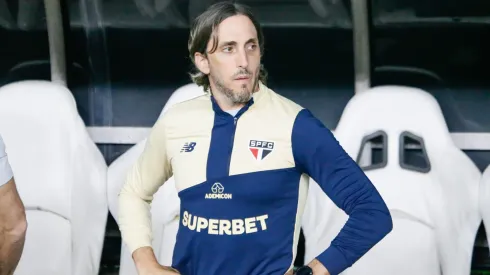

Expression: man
xmin=0 ymin=134 xmax=27 ymax=275
xmin=118 ymin=2 xmax=392 ymax=275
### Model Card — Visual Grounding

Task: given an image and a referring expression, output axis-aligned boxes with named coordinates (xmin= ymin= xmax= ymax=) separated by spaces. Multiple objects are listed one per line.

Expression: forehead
xmin=216 ymin=14 xmax=258 ymax=42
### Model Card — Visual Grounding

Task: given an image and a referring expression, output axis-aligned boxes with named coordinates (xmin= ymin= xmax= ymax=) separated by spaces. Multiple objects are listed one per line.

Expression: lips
xmin=235 ymin=75 xmax=250 ymax=80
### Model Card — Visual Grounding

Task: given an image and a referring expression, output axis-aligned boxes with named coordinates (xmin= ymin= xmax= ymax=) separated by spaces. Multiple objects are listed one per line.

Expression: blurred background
xmin=1 ymin=0 xmax=489 ymax=274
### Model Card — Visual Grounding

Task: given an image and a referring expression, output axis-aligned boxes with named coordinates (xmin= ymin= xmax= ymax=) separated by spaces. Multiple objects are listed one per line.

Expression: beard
xmin=212 ymin=66 xmax=260 ymax=105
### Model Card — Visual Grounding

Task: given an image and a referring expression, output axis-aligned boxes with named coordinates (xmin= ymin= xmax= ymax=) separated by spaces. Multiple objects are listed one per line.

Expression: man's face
xmin=197 ymin=15 xmax=261 ymax=106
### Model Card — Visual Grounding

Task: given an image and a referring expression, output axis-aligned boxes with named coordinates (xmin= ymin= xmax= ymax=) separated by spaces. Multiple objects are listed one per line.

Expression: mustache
xmin=233 ymin=69 xmax=252 ymax=78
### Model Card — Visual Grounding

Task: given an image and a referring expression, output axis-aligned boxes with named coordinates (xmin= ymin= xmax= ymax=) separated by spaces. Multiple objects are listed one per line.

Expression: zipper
xmin=227 ymin=116 xmax=238 ymax=175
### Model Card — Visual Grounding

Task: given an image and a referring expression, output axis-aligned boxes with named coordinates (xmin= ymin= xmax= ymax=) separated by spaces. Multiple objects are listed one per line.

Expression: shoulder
xmin=263 ymin=88 xmax=333 ymax=140
xmin=163 ymin=94 xmax=211 ymax=119
xmin=155 ymin=95 xmax=211 ymax=125
xmin=260 ymin=85 xmax=328 ymax=136
xmin=263 ymin=86 xmax=305 ymax=120
xmin=265 ymin=86 xmax=325 ymax=128
xmin=151 ymin=94 xmax=213 ymax=138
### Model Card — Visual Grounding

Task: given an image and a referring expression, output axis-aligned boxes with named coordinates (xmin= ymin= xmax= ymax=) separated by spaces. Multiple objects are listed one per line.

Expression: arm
xmin=0 ymin=178 xmax=27 ymax=275
xmin=118 ymin=117 xmax=173 ymax=272
xmin=0 ymin=137 xmax=27 ymax=275
xmin=292 ymin=109 xmax=392 ymax=275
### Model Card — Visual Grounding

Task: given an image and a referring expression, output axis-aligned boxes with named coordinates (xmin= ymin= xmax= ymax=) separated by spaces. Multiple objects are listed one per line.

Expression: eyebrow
xmin=218 ymin=41 xmax=237 ymax=48
xmin=218 ymin=38 xmax=258 ymax=48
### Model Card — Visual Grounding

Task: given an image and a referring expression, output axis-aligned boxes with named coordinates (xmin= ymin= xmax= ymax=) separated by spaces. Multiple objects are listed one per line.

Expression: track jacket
xmin=118 ymin=82 xmax=392 ymax=275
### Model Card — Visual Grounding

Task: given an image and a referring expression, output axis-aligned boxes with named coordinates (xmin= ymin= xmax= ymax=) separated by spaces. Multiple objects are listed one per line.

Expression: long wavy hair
xmin=187 ymin=2 xmax=268 ymax=92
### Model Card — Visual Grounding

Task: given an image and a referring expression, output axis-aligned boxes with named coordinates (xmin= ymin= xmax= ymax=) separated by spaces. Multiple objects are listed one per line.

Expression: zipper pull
xmin=234 ymin=117 xmax=237 ymax=125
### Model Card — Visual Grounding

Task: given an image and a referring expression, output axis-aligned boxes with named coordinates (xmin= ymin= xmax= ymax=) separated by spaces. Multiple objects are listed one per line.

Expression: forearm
xmin=133 ymin=246 xmax=159 ymax=271
xmin=133 ymin=246 xmax=180 ymax=274
xmin=316 ymin=203 xmax=392 ymax=274
xmin=0 ymin=177 xmax=27 ymax=275
xmin=118 ymin=188 xmax=154 ymax=254
xmin=0 ymin=216 xmax=27 ymax=275
xmin=315 ymin=161 xmax=392 ymax=274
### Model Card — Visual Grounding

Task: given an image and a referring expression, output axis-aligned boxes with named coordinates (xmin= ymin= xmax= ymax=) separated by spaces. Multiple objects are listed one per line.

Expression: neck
xmin=212 ymin=91 xmax=246 ymax=111
xmin=209 ymin=81 xmax=261 ymax=111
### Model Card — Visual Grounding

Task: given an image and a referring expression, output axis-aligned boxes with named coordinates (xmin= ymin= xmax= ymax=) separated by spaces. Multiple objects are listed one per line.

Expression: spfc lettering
xmin=249 ymin=140 xmax=274 ymax=161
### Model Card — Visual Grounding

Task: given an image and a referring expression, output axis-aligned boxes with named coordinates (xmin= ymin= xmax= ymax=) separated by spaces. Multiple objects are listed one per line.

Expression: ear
xmin=194 ymin=52 xmax=210 ymax=75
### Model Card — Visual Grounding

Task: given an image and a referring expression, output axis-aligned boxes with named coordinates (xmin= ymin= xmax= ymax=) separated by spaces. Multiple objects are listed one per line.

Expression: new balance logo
xmin=180 ymin=142 xmax=197 ymax=153
xmin=249 ymin=140 xmax=274 ymax=161
xmin=205 ymin=182 xmax=232 ymax=199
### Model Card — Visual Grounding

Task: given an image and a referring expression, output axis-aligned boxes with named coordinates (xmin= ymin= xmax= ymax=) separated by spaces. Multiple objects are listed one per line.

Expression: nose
xmin=236 ymin=49 xmax=249 ymax=68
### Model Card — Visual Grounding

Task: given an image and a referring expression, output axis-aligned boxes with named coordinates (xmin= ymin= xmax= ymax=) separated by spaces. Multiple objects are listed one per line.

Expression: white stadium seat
xmin=108 ymin=83 xmax=205 ymax=275
xmin=480 ymin=165 xmax=490 ymax=254
xmin=0 ymin=80 xmax=108 ymax=275
xmin=302 ymin=85 xmax=481 ymax=275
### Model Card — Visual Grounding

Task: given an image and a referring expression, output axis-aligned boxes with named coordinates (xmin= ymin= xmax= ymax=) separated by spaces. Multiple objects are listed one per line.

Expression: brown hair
xmin=188 ymin=2 xmax=268 ymax=92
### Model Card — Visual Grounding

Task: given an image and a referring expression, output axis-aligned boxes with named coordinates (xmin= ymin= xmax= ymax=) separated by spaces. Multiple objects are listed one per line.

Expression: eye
xmin=223 ymin=46 xmax=233 ymax=53
xmin=247 ymin=44 xmax=258 ymax=51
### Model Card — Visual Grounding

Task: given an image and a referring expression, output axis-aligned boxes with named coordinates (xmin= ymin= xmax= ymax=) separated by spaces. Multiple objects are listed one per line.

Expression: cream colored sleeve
xmin=118 ymin=117 xmax=173 ymax=254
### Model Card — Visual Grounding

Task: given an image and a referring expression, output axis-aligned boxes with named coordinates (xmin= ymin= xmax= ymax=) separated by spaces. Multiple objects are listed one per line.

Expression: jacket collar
xmin=210 ymin=81 xmax=268 ymax=117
